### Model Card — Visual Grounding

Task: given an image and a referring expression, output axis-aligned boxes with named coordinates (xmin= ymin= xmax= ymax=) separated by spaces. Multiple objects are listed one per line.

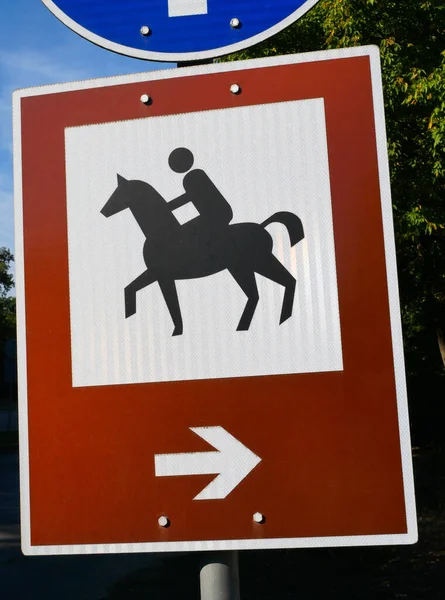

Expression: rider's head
xmin=169 ymin=147 xmax=194 ymax=173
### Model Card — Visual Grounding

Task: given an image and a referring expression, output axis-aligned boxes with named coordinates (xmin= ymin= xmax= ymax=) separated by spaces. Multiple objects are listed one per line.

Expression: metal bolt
xmin=253 ymin=512 xmax=265 ymax=524
xmin=140 ymin=26 xmax=151 ymax=36
xmin=158 ymin=516 xmax=170 ymax=527
xmin=140 ymin=94 xmax=152 ymax=105
xmin=230 ymin=83 xmax=241 ymax=95
xmin=230 ymin=18 xmax=241 ymax=29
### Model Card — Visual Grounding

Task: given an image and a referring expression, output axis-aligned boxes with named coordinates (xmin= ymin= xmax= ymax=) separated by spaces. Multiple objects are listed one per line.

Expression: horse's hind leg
xmin=256 ymin=254 xmax=296 ymax=325
xmin=229 ymin=268 xmax=259 ymax=331
xmin=125 ymin=270 xmax=156 ymax=318
xmin=158 ymin=279 xmax=183 ymax=336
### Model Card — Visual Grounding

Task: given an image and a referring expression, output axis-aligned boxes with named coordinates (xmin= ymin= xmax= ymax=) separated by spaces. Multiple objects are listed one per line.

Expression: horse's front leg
xmin=125 ymin=270 xmax=156 ymax=318
xmin=158 ymin=279 xmax=183 ymax=336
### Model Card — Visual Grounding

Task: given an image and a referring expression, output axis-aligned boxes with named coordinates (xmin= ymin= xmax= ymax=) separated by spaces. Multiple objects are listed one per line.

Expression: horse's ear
xmin=117 ymin=174 xmax=128 ymax=186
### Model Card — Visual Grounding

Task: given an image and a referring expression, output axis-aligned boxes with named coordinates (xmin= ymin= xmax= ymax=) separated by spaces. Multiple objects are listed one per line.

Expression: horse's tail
xmin=261 ymin=212 xmax=304 ymax=247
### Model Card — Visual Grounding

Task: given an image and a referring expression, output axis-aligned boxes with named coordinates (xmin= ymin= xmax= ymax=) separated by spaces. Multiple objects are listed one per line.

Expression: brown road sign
xmin=13 ymin=47 xmax=416 ymax=555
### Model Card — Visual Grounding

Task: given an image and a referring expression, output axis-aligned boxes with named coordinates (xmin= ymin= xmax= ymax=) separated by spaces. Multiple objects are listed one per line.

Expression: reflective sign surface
xmin=42 ymin=0 xmax=321 ymax=61
xmin=14 ymin=48 xmax=416 ymax=555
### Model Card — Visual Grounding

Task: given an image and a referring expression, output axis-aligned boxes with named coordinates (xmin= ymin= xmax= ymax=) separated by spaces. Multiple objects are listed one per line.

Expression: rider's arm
xmin=168 ymin=193 xmax=189 ymax=210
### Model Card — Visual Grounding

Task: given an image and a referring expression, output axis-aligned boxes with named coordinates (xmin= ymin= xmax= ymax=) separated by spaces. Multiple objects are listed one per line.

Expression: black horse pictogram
xmin=101 ymin=148 xmax=305 ymax=336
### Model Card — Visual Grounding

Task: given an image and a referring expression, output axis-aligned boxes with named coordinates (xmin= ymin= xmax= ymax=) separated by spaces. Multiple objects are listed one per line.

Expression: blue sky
xmin=0 ymin=0 xmax=173 ymax=260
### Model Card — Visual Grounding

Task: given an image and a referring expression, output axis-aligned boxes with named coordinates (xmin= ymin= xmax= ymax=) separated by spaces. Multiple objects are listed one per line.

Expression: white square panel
xmin=65 ymin=98 xmax=343 ymax=387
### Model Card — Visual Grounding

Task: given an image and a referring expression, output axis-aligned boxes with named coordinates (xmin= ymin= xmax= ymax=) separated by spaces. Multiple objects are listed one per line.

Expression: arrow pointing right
xmin=154 ymin=426 xmax=261 ymax=500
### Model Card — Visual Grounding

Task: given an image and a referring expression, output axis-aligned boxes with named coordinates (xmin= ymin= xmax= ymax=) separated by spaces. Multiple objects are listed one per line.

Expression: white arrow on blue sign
xmin=42 ymin=0 xmax=321 ymax=62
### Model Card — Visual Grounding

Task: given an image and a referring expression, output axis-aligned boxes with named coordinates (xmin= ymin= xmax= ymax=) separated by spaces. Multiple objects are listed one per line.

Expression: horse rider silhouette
xmin=100 ymin=148 xmax=305 ymax=336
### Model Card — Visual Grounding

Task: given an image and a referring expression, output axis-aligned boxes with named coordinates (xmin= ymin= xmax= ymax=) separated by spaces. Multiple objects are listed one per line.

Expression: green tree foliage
xmin=226 ymin=0 xmax=445 ymax=378
xmin=0 ymin=247 xmax=16 ymax=342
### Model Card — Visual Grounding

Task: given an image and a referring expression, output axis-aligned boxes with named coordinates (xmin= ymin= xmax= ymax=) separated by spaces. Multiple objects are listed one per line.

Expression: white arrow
xmin=154 ymin=426 xmax=261 ymax=500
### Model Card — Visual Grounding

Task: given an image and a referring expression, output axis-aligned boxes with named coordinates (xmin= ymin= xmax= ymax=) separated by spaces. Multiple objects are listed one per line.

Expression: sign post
xmin=14 ymin=48 xmax=416 ymax=560
xmin=41 ymin=0 xmax=322 ymax=62
xmin=200 ymin=552 xmax=240 ymax=600
xmin=14 ymin=1 xmax=417 ymax=596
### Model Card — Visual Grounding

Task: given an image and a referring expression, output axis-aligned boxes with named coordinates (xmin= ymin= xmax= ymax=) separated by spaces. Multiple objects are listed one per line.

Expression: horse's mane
xmin=132 ymin=179 xmax=166 ymax=202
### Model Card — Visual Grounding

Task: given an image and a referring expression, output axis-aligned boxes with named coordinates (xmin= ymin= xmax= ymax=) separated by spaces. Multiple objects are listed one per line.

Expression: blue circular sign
xmin=42 ymin=0 xmax=320 ymax=62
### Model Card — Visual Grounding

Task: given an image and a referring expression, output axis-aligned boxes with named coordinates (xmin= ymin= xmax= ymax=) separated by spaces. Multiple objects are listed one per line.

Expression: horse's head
xmin=101 ymin=174 xmax=174 ymax=238
xmin=101 ymin=174 xmax=132 ymax=217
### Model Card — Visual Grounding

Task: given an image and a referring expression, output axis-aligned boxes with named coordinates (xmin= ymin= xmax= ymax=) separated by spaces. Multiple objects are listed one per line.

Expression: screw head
xmin=140 ymin=94 xmax=152 ymax=105
xmin=158 ymin=516 xmax=170 ymax=528
xmin=253 ymin=512 xmax=265 ymax=524
xmin=230 ymin=83 xmax=241 ymax=95
xmin=140 ymin=26 xmax=151 ymax=36
xmin=230 ymin=18 xmax=241 ymax=29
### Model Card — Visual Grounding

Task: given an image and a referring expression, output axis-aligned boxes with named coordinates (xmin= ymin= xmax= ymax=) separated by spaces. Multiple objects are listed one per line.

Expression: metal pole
xmin=199 ymin=551 xmax=241 ymax=600
xmin=177 ymin=59 xmax=214 ymax=68
xmin=177 ymin=54 xmax=239 ymax=599
xmin=177 ymin=53 xmax=239 ymax=600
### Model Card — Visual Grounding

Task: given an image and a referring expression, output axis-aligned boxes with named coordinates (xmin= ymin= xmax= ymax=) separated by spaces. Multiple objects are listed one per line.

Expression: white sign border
xmin=41 ymin=0 xmax=321 ymax=63
xmin=13 ymin=46 xmax=417 ymax=556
